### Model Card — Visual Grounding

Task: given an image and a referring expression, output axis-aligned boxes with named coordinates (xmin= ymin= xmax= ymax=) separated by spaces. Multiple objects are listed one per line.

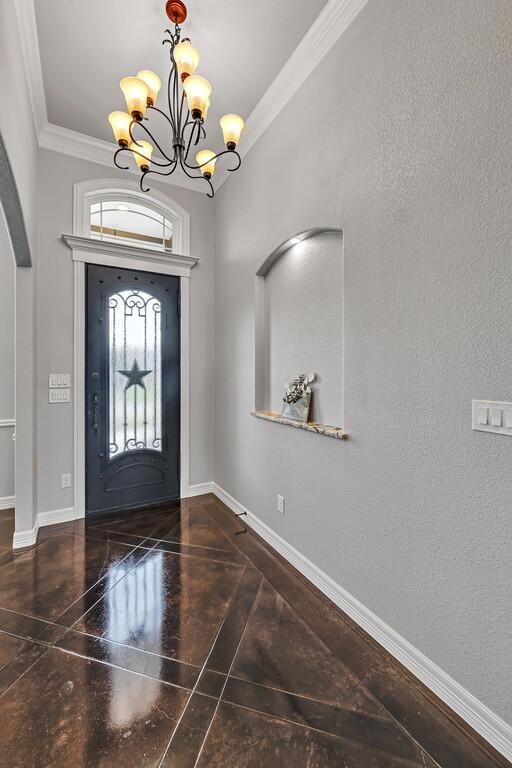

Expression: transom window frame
xmin=90 ymin=200 xmax=174 ymax=250
xmin=64 ymin=178 xmax=196 ymax=518
xmin=73 ymin=180 xmax=190 ymax=257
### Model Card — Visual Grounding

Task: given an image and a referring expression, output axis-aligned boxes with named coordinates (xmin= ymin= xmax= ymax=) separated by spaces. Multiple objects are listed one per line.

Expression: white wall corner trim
xmin=12 ymin=507 xmax=80 ymax=549
xmin=212 ymin=483 xmax=512 ymax=762
xmin=13 ymin=0 xmax=48 ymax=134
xmin=0 ymin=496 xmax=15 ymax=512
xmin=16 ymin=0 xmax=368 ymax=193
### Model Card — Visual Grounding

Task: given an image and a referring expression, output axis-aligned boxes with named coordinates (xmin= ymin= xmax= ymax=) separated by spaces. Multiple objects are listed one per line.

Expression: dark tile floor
xmin=0 ymin=498 xmax=507 ymax=767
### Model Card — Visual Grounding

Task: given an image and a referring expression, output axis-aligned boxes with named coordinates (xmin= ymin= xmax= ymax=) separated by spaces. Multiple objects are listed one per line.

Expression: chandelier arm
xmin=178 ymin=154 xmax=214 ymax=198
xmin=131 ymin=116 xmax=176 ymax=163
xmin=166 ymin=52 xmax=178 ymax=133
xmin=139 ymin=160 xmax=178 ymax=192
xmin=173 ymin=58 xmax=181 ymax=137
xmin=113 ymin=147 xmax=131 ymax=170
xmin=193 ymin=119 xmax=202 ymax=146
xmin=183 ymin=119 xmax=202 ymax=162
xmin=148 ymin=105 xmax=175 ymax=133
xmin=178 ymin=90 xmax=188 ymax=136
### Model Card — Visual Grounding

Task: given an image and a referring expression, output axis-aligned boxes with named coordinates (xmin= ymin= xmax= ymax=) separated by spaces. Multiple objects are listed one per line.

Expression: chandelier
xmin=108 ymin=0 xmax=244 ymax=198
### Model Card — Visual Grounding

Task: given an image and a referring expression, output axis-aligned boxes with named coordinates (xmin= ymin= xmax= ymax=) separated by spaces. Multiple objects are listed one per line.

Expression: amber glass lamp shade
xmin=108 ymin=111 xmax=132 ymax=147
xmin=173 ymin=40 xmax=200 ymax=81
xmin=120 ymin=77 xmax=149 ymax=120
xmin=196 ymin=149 xmax=216 ymax=179
xmin=183 ymin=75 xmax=212 ymax=120
xmin=220 ymin=114 xmax=244 ymax=150
xmin=136 ymin=70 xmax=162 ymax=106
xmin=130 ymin=140 xmax=153 ymax=171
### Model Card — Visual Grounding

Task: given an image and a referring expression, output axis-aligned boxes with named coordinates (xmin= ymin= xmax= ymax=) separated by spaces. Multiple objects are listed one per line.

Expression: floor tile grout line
xmin=157 ymin=565 xmax=251 ymax=768
xmin=223 ymin=674 xmax=392 ymax=722
xmin=0 ymin=605 xmax=68 ymax=629
xmin=0 ymin=645 xmax=51 ymax=699
xmin=49 ymin=642 xmax=201 ymax=694
xmin=0 ymin=639 xmax=35 ymax=675
xmin=213 ymin=500 xmax=445 ymax=767
xmin=56 ymin=627 xmax=203 ymax=671
xmin=216 ymin=699 xmax=428 ymax=768
xmin=191 ymin=577 xmax=265 ymax=768
xmin=139 ymin=543 xmax=248 ymax=568
xmin=181 ymin=503 xmax=244 ymax=551
xmin=53 ymin=537 xmax=161 ymax=627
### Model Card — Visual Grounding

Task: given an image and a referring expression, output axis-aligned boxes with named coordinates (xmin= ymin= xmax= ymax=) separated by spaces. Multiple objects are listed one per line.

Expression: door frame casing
xmin=64 ymin=179 xmax=197 ymax=518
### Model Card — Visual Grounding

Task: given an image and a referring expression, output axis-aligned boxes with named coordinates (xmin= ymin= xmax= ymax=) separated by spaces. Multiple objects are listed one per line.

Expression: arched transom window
xmin=73 ymin=179 xmax=191 ymax=257
xmin=91 ymin=200 xmax=173 ymax=251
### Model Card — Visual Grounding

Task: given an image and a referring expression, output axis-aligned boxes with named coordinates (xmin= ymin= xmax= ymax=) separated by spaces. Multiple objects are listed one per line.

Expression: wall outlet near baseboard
xmin=277 ymin=494 xmax=285 ymax=515
xmin=61 ymin=473 xmax=72 ymax=489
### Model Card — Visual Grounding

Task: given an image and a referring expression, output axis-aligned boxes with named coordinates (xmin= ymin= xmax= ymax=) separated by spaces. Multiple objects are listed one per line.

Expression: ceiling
xmin=34 ymin=0 xmax=329 ymax=158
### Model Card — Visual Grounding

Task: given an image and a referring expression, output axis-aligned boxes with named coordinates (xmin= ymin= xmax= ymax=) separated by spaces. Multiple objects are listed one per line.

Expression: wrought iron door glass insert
xmin=109 ymin=289 xmax=162 ymax=457
xmin=108 ymin=0 xmax=245 ymax=198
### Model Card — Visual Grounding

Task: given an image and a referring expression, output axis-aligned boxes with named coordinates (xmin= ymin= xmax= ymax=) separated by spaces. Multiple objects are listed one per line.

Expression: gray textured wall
xmin=36 ymin=150 xmax=215 ymax=516
xmin=214 ymin=0 xmax=512 ymax=723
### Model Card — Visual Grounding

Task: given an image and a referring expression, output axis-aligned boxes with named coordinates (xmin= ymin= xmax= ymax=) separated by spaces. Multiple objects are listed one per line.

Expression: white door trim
xmin=63 ymin=232 xmax=198 ymax=518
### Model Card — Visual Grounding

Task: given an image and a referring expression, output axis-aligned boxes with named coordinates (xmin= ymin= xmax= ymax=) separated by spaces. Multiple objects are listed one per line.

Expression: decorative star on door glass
xmin=118 ymin=359 xmax=152 ymax=391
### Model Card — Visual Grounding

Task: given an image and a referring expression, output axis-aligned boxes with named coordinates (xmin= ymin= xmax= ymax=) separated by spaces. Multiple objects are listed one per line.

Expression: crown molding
xmin=39 ymin=122 xmax=206 ymax=194
xmin=16 ymin=0 xmax=368 ymax=194
xmin=215 ymin=0 xmax=369 ymax=188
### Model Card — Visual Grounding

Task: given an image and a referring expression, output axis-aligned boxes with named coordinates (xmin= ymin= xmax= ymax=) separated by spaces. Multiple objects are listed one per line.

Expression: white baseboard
xmin=12 ymin=519 xmax=38 ymax=549
xmin=212 ymin=482 xmax=512 ymax=762
xmin=12 ymin=506 xmax=80 ymax=549
xmin=11 ymin=488 xmax=215 ymax=549
xmin=183 ymin=481 xmax=214 ymax=498
xmin=0 ymin=495 xmax=15 ymax=511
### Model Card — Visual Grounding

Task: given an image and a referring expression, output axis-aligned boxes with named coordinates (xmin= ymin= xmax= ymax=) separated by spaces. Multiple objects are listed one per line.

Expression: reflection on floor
xmin=0 ymin=498 xmax=507 ymax=767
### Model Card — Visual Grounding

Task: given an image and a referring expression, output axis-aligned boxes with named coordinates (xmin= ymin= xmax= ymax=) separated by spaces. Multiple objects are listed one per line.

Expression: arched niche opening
xmin=253 ymin=228 xmax=346 ymax=439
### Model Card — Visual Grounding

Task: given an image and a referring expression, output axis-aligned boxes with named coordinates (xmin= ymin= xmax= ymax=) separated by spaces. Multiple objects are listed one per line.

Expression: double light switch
xmin=472 ymin=400 xmax=512 ymax=435
xmin=49 ymin=373 xmax=71 ymax=404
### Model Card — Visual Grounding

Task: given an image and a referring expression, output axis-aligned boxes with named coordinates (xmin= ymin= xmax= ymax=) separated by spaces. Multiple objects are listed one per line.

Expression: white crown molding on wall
xmin=16 ymin=0 xmax=368 ymax=194
xmin=38 ymin=123 xmax=204 ymax=193
xmin=214 ymin=0 xmax=369 ymax=188
xmin=212 ymin=482 xmax=512 ymax=763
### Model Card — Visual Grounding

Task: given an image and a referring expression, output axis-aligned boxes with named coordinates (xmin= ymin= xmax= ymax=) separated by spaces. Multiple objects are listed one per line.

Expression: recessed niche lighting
xmin=117 ymin=204 xmax=129 ymax=211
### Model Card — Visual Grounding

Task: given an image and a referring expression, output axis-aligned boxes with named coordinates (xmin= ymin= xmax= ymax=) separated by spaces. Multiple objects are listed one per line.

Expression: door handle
xmin=92 ymin=389 xmax=100 ymax=436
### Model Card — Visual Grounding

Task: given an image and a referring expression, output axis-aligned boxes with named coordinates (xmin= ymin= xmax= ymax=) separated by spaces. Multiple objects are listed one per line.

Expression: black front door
xmin=86 ymin=264 xmax=180 ymax=515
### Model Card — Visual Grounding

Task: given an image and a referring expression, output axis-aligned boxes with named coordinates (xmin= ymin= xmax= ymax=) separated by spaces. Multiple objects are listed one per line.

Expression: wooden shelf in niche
xmin=251 ymin=410 xmax=348 ymax=440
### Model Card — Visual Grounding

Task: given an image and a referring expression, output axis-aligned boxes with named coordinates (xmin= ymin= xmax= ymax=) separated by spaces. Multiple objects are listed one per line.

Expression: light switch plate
xmin=472 ymin=400 xmax=512 ymax=436
xmin=49 ymin=388 xmax=71 ymax=403
xmin=49 ymin=374 xmax=71 ymax=388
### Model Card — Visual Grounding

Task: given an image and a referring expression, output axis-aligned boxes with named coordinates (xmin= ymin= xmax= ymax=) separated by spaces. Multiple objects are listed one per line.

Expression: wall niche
xmin=253 ymin=228 xmax=346 ymax=439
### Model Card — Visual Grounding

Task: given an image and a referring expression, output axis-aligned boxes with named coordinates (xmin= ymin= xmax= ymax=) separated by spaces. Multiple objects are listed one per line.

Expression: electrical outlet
xmin=61 ymin=473 xmax=72 ymax=489
xmin=277 ymin=494 xmax=285 ymax=516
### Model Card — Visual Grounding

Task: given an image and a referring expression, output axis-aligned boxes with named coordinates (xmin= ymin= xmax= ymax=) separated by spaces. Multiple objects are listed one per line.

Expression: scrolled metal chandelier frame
xmin=108 ymin=0 xmax=244 ymax=198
